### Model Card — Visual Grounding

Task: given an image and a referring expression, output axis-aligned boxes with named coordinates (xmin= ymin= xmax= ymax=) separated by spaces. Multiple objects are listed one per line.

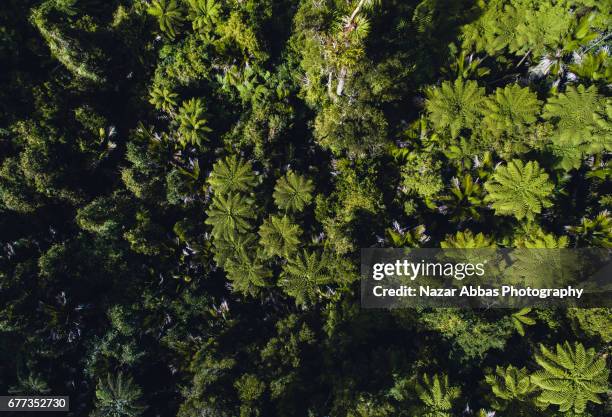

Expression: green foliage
xmin=93 ymin=373 xmax=145 ymax=417
xmin=258 ymin=215 xmax=301 ymax=258
xmin=426 ymin=78 xmax=485 ymax=138
xmin=177 ymin=98 xmax=211 ymax=147
xmin=273 ymin=171 xmax=314 ymax=213
xmin=567 ymin=211 xmax=612 ymax=247
xmin=531 ymin=342 xmax=609 ymax=414
xmin=148 ymin=0 xmax=184 ymax=39
xmin=415 ymin=373 xmax=460 ymax=417
xmin=205 ymin=192 xmax=255 ymax=239
xmin=208 ymin=155 xmax=256 ymax=195
xmin=187 ymin=0 xmax=221 ymax=34
xmin=485 ymin=365 xmax=536 ymax=412
xmin=441 ymin=230 xmax=496 ymax=248
xmin=543 ymin=85 xmax=609 ymax=154
xmin=482 ymin=85 xmax=541 ymax=153
xmin=484 ymin=160 xmax=554 ymax=221
xmin=31 ymin=3 xmax=105 ymax=82
xmin=234 ymin=373 xmax=265 ymax=417
xmin=2 ymin=1 xmax=611 ymax=416
xmin=567 ymin=308 xmax=612 ymax=343
xmin=149 ymin=85 xmax=178 ymax=113
xmin=511 ymin=307 xmax=536 ymax=336
xmin=281 ymin=250 xmax=333 ymax=305
xmin=439 ymin=174 xmax=485 ymax=221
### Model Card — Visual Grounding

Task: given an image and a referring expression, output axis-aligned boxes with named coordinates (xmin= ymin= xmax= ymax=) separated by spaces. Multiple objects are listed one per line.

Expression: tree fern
xmin=224 ymin=249 xmax=271 ymax=294
xmin=485 ymin=365 xmax=536 ymax=411
xmin=93 ymin=372 xmax=145 ymax=417
xmin=441 ymin=230 xmax=496 ymax=248
xmin=187 ymin=0 xmax=220 ymax=33
xmin=482 ymin=85 xmax=541 ymax=141
xmin=567 ymin=211 xmax=612 ymax=248
xmin=149 ymin=85 xmax=177 ymax=114
xmin=426 ymin=78 xmax=485 ymax=138
xmin=531 ymin=341 xmax=609 ymax=414
xmin=147 ymin=0 xmax=183 ymax=39
xmin=281 ymin=250 xmax=332 ymax=305
xmin=484 ymin=160 xmax=554 ymax=221
xmin=208 ymin=155 xmax=256 ymax=195
xmin=273 ymin=171 xmax=314 ymax=212
xmin=543 ymin=85 xmax=607 ymax=148
xmin=514 ymin=2 xmax=572 ymax=56
xmin=510 ymin=307 xmax=536 ymax=336
xmin=439 ymin=174 xmax=485 ymax=222
xmin=415 ymin=373 xmax=460 ymax=417
xmin=258 ymin=215 xmax=301 ymax=258
xmin=205 ymin=192 xmax=255 ymax=239
xmin=177 ymin=98 xmax=211 ymax=148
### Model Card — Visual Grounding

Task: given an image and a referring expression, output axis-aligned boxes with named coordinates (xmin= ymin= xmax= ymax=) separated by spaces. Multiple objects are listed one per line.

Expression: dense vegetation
xmin=0 ymin=0 xmax=611 ymax=416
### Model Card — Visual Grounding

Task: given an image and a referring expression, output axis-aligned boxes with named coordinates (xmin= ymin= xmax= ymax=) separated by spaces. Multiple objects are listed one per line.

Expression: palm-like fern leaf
xmin=482 ymin=85 xmax=540 ymax=139
xmin=187 ymin=0 xmax=221 ymax=32
xmin=147 ymin=0 xmax=184 ymax=39
xmin=415 ymin=373 xmax=460 ymax=417
xmin=94 ymin=372 xmax=145 ymax=417
xmin=484 ymin=160 xmax=554 ymax=221
xmin=258 ymin=215 xmax=301 ymax=258
xmin=281 ymin=250 xmax=332 ymax=305
xmin=531 ymin=341 xmax=609 ymax=414
xmin=273 ymin=171 xmax=314 ymax=212
xmin=543 ymin=85 xmax=607 ymax=147
xmin=426 ymin=78 xmax=485 ymax=138
xmin=208 ymin=155 xmax=256 ymax=194
xmin=486 ymin=365 xmax=535 ymax=402
xmin=177 ymin=98 xmax=211 ymax=147
xmin=205 ymin=192 xmax=255 ymax=239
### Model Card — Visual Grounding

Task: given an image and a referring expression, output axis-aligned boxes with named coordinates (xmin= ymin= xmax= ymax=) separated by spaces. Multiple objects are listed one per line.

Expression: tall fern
xmin=415 ymin=373 xmax=460 ymax=417
xmin=281 ymin=250 xmax=332 ymax=305
xmin=205 ymin=192 xmax=255 ymax=239
xmin=531 ymin=341 xmax=609 ymax=414
xmin=273 ymin=171 xmax=314 ymax=212
xmin=484 ymin=160 xmax=554 ymax=221
xmin=177 ymin=98 xmax=211 ymax=148
xmin=208 ymin=155 xmax=256 ymax=195
xmin=426 ymin=78 xmax=485 ymax=138
xmin=147 ymin=0 xmax=184 ymax=39
xmin=93 ymin=372 xmax=145 ymax=417
xmin=543 ymin=85 xmax=607 ymax=149
xmin=482 ymin=85 xmax=541 ymax=141
xmin=258 ymin=215 xmax=301 ymax=258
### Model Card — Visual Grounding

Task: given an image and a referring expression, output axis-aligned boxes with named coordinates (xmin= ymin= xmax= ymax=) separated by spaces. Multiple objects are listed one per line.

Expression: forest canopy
xmin=0 ymin=0 xmax=611 ymax=416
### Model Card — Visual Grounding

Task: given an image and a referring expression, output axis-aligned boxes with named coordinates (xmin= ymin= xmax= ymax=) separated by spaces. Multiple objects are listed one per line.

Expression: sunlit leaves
xmin=208 ymin=155 xmax=256 ymax=194
xmin=426 ymin=79 xmax=485 ymax=138
xmin=177 ymin=98 xmax=211 ymax=147
xmin=281 ymin=250 xmax=332 ymax=306
xmin=205 ymin=192 xmax=255 ymax=239
xmin=482 ymin=85 xmax=541 ymax=140
xmin=273 ymin=171 xmax=314 ymax=212
xmin=415 ymin=373 xmax=460 ymax=417
xmin=258 ymin=215 xmax=301 ymax=258
xmin=94 ymin=372 xmax=145 ymax=417
xmin=531 ymin=342 xmax=609 ymax=414
xmin=187 ymin=0 xmax=220 ymax=33
xmin=484 ymin=160 xmax=554 ymax=221
xmin=147 ymin=0 xmax=184 ymax=39
xmin=149 ymin=85 xmax=178 ymax=113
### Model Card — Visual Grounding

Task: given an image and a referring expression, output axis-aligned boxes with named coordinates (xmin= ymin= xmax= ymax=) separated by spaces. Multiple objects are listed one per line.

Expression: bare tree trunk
xmin=336 ymin=67 xmax=347 ymax=96
xmin=348 ymin=0 xmax=367 ymax=25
